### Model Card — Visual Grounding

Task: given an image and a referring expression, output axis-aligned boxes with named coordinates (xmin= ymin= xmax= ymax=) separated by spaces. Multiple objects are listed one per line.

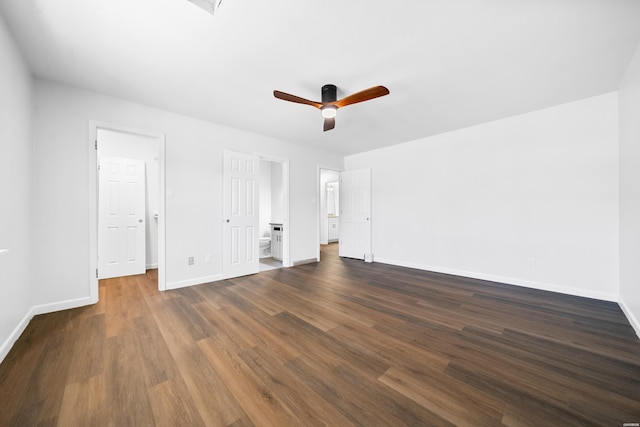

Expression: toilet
xmin=259 ymin=237 xmax=271 ymax=258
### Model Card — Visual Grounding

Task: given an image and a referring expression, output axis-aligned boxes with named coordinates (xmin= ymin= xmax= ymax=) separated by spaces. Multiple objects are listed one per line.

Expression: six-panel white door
xmin=98 ymin=156 xmax=146 ymax=279
xmin=339 ymin=168 xmax=372 ymax=261
xmin=223 ymin=150 xmax=259 ymax=278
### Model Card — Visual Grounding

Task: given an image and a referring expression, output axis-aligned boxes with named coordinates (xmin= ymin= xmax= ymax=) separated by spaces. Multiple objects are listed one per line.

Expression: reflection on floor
xmin=259 ymin=257 xmax=282 ymax=272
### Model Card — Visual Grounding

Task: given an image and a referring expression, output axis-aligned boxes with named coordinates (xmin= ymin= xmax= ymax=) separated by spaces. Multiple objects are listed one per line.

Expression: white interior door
xmin=339 ymin=168 xmax=372 ymax=261
xmin=223 ymin=150 xmax=259 ymax=278
xmin=98 ymin=156 xmax=146 ymax=279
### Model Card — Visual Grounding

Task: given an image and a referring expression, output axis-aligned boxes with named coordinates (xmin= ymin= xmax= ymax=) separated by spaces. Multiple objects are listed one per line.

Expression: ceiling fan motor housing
xmin=322 ymin=84 xmax=337 ymax=103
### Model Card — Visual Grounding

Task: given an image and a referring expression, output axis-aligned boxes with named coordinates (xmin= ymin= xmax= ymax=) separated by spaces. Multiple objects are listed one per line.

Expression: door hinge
xmin=96 ymin=268 xmax=98 ymax=278
xmin=95 ymin=140 xmax=98 ymax=150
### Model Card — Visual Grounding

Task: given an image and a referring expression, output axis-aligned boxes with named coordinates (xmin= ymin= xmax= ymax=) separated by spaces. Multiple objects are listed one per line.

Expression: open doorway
xmin=89 ymin=122 xmax=166 ymax=303
xmin=259 ymin=158 xmax=286 ymax=272
xmin=318 ymin=167 xmax=341 ymax=261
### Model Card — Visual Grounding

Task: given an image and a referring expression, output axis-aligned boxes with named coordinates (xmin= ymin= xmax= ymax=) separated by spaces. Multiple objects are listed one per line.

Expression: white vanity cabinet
xmin=328 ymin=217 xmax=339 ymax=242
xmin=270 ymin=223 xmax=283 ymax=261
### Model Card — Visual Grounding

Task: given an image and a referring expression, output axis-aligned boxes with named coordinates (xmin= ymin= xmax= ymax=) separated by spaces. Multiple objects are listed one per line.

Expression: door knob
xmin=139 ymin=219 xmax=143 ymax=223
xmin=226 ymin=219 xmax=230 ymax=223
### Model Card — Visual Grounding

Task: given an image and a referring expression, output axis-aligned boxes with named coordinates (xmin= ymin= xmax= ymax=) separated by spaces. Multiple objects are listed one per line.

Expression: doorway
xmin=318 ymin=167 xmax=372 ymax=262
xmin=318 ymin=167 xmax=341 ymax=261
xmin=259 ymin=158 xmax=286 ymax=272
xmin=89 ymin=122 xmax=166 ymax=303
xmin=258 ymin=155 xmax=290 ymax=271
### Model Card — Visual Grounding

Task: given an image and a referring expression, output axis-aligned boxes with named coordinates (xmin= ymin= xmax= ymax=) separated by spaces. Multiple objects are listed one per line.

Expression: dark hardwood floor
xmin=1 ymin=244 xmax=639 ymax=426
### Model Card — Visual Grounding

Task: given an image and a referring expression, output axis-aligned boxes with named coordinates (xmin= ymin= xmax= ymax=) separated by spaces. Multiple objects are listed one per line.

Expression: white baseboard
xmin=146 ymin=263 xmax=158 ymax=270
xmin=0 ymin=307 xmax=35 ymax=364
xmin=619 ymin=298 xmax=640 ymax=339
xmin=32 ymin=296 xmax=94 ymax=315
xmin=167 ymin=263 xmax=315 ymax=290
xmin=0 ymin=296 xmax=93 ymax=364
xmin=166 ymin=273 xmax=226 ymax=290
xmin=293 ymin=258 xmax=317 ymax=266
xmin=374 ymin=257 xmax=618 ymax=302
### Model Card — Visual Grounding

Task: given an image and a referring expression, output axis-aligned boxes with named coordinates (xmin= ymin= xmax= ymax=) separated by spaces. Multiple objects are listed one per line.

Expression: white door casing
xmin=223 ymin=150 xmax=260 ymax=278
xmin=98 ymin=156 xmax=146 ymax=279
xmin=339 ymin=168 xmax=372 ymax=261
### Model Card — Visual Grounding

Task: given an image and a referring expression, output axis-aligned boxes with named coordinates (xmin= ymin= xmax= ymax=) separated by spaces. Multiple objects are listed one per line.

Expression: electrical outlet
xmin=527 ymin=257 xmax=536 ymax=269
xmin=188 ymin=256 xmax=194 ymax=265
xmin=205 ymin=254 xmax=211 ymax=264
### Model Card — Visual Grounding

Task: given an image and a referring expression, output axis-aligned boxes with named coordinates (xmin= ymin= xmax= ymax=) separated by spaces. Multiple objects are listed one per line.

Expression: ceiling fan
xmin=273 ymin=84 xmax=390 ymax=131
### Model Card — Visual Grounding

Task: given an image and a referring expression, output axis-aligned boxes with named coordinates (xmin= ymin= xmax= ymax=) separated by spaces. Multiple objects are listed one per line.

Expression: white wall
xmin=327 ymin=182 xmax=339 ymax=216
xmin=346 ymin=93 xmax=619 ymax=301
xmin=259 ymin=160 xmax=284 ymax=239
xmin=98 ymin=128 xmax=160 ymax=268
xmin=31 ymin=79 xmax=343 ymax=303
xmin=259 ymin=160 xmax=272 ymax=237
xmin=619 ymin=40 xmax=640 ymax=336
xmin=0 ymin=13 xmax=33 ymax=361
xmin=271 ymin=162 xmax=284 ymax=224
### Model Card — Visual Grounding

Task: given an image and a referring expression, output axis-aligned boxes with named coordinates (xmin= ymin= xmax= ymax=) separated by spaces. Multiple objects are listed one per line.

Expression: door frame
xmin=255 ymin=153 xmax=291 ymax=268
xmin=317 ymin=166 xmax=342 ymax=262
xmin=89 ymin=121 xmax=167 ymax=302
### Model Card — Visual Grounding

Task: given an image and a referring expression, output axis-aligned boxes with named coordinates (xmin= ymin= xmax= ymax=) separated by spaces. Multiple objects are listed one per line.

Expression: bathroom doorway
xmin=259 ymin=157 xmax=287 ymax=272
xmin=318 ymin=168 xmax=341 ymax=261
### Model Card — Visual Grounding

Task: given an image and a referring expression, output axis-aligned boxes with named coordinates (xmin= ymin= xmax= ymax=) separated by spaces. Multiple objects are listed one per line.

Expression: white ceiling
xmin=2 ymin=0 xmax=640 ymax=155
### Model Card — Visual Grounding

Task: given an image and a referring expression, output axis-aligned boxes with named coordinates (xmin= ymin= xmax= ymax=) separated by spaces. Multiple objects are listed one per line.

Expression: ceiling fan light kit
xmin=274 ymin=84 xmax=389 ymax=132
xmin=321 ymin=106 xmax=337 ymax=118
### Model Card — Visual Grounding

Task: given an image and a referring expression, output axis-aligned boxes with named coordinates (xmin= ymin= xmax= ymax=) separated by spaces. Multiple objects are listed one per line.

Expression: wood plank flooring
xmin=1 ymin=243 xmax=639 ymax=426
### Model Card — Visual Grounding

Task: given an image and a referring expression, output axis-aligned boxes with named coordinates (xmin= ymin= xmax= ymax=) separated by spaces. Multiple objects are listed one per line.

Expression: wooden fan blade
xmin=323 ymin=117 xmax=335 ymax=132
xmin=274 ymin=90 xmax=323 ymax=109
xmin=335 ymin=86 xmax=390 ymax=108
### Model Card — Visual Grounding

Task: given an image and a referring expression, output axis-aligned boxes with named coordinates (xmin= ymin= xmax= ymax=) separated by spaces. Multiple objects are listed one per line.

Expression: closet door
xmin=339 ymin=168 xmax=371 ymax=261
xmin=98 ymin=156 xmax=146 ymax=278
